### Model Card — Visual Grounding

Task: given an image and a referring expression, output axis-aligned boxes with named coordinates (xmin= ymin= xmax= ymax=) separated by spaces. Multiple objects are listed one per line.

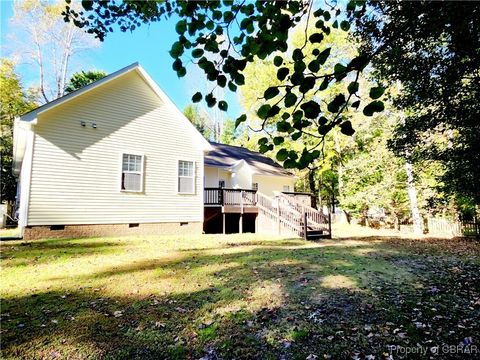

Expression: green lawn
xmin=1 ymin=231 xmax=479 ymax=359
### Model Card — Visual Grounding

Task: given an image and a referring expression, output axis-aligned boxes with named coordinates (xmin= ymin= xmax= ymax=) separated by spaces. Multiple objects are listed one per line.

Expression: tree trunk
xmin=333 ymin=129 xmax=343 ymax=196
xmin=405 ymin=157 xmax=423 ymax=234
xmin=308 ymin=169 xmax=317 ymax=209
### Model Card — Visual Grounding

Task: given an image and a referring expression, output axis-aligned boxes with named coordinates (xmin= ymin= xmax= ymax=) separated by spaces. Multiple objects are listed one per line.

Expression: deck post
xmin=303 ymin=212 xmax=308 ymax=240
xmin=223 ymin=212 xmax=226 ymax=234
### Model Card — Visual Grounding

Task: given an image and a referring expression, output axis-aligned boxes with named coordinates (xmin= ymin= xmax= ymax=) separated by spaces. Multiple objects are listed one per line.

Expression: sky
xmin=0 ymin=0 xmax=241 ymax=120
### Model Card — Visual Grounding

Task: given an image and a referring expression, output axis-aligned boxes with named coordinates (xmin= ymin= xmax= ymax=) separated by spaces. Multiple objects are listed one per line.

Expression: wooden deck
xmin=203 ymin=188 xmax=330 ymax=238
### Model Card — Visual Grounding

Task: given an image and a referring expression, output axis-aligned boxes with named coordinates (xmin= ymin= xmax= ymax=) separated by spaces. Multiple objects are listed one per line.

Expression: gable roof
xmin=19 ymin=62 xmax=212 ymax=151
xmin=205 ymin=142 xmax=294 ymax=177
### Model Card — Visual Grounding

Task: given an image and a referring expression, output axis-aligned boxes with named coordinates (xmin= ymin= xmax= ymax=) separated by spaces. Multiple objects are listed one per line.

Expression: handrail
xmin=257 ymin=192 xmax=303 ymax=235
xmin=277 ymin=192 xmax=329 ymax=231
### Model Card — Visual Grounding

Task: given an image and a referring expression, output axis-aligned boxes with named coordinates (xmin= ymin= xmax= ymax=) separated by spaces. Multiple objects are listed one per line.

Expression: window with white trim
xmin=121 ymin=154 xmax=143 ymax=192
xmin=178 ymin=160 xmax=195 ymax=194
xmin=283 ymin=185 xmax=290 ymax=192
xmin=252 ymin=183 xmax=259 ymax=191
xmin=219 ymin=180 xmax=225 ymax=188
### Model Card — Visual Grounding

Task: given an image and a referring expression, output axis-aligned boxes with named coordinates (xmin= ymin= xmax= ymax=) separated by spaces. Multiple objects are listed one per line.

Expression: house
xmin=204 ymin=142 xmax=296 ymax=196
xmin=13 ymin=63 xmax=330 ymax=240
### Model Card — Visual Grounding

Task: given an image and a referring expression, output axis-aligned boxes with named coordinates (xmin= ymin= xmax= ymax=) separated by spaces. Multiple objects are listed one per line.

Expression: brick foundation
xmin=22 ymin=222 xmax=203 ymax=240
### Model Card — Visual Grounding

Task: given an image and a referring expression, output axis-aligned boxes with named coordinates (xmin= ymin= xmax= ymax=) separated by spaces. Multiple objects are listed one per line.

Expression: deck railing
xmin=204 ymin=188 xmax=257 ymax=206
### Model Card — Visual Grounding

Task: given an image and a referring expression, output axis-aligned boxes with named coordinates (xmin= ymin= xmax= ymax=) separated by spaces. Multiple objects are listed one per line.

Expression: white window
xmin=178 ymin=160 xmax=195 ymax=194
xmin=219 ymin=180 xmax=225 ymax=188
xmin=283 ymin=185 xmax=290 ymax=192
xmin=252 ymin=183 xmax=259 ymax=191
xmin=121 ymin=154 xmax=143 ymax=192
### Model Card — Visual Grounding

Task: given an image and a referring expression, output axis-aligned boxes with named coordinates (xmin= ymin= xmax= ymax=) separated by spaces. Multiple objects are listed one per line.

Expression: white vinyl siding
xmin=121 ymin=154 xmax=143 ymax=192
xmin=178 ymin=160 xmax=195 ymax=194
xmin=27 ymin=71 xmax=205 ymax=225
xmin=252 ymin=174 xmax=296 ymax=197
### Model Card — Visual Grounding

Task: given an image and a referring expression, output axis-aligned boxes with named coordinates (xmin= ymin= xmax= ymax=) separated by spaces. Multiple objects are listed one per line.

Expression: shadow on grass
xmin=0 ymin=238 xmax=125 ymax=267
xmin=2 ymin=236 xmax=479 ymax=359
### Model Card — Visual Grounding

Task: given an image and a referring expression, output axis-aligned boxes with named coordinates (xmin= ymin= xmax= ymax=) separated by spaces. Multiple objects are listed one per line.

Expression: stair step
xmin=306 ymin=230 xmax=331 ymax=240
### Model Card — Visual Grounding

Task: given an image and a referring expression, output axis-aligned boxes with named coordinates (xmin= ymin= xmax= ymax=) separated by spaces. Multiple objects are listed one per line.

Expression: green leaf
xmin=351 ymin=100 xmax=361 ymax=109
xmin=300 ymin=100 xmax=321 ymax=119
xmin=323 ymin=11 xmax=331 ymax=21
xmin=294 ymin=60 xmax=306 ymax=73
xmin=334 ymin=63 xmax=347 ymax=81
xmin=228 ymin=81 xmax=237 ymax=92
xmin=319 ymin=78 xmax=330 ymax=91
xmin=317 ymin=47 xmax=331 ymax=65
xmin=277 ymin=67 xmax=289 ymax=81
xmin=277 ymin=121 xmax=291 ymax=132
xmin=264 ymin=87 xmax=280 ymax=100
xmin=235 ymin=114 xmax=246 ymax=127
xmin=349 ymin=55 xmax=369 ymax=71
xmin=369 ymin=86 xmax=385 ymax=99
xmin=205 ymin=93 xmax=216 ymax=107
xmin=235 ymin=73 xmax=245 ymax=86
xmin=218 ymin=101 xmax=228 ymax=111
xmin=169 ymin=42 xmax=184 ymax=58
xmin=332 ymin=20 xmax=338 ymax=29
xmin=291 ymin=132 xmax=302 ymax=141
xmin=257 ymin=104 xmax=271 ymax=119
xmin=308 ymin=59 xmax=320 ymax=73
xmin=258 ymin=137 xmax=269 ymax=145
xmin=268 ymin=105 xmax=280 ymax=117
xmin=292 ymin=48 xmax=303 ymax=61
xmin=283 ymin=159 xmax=297 ymax=169
xmin=293 ymin=110 xmax=303 ymax=122
xmin=347 ymin=0 xmax=356 ymax=11
xmin=284 ymin=93 xmax=298 ymax=107
xmin=273 ymin=56 xmax=283 ymax=67
xmin=340 ymin=20 xmax=350 ymax=31
xmin=223 ymin=10 xmax=234 ymax=22
xmin=308 ymin=33 xmax=324 ymax=44
xmin=299 ymin=77 xmax=315 ymax=93
xmin=259 ymin=144 xmax=270 ymax=153
xmin=192 ymin=48 xmax=204 ymax=58
xmin=175 ymin=20 xmax=187 ymax=35
xmin=172 ymin=58 xmax=182 ymax=71
xmin=363 ymin=100 xmax=385 ymax=116
xmin=177 ymin=67 xmax=186 ymax=77
xmin=327 ymin=94 xmax=346 ymax=113
xmin=348 ymin=81 xmax=359 ymax=94
xmin=273 ymin=137 xmax=285 ymax=146
xmin=318 ymin=124 xmax=331 ymax=135
xmin=192 ymin=92 xmax=202 ymax=103
xmin=240 ymin=18 xmax=252 ymax=30
xmin=340 ymin=120 xmax=355 ymax=136
xmin=217 ymin=75 xmax=227 ymax=87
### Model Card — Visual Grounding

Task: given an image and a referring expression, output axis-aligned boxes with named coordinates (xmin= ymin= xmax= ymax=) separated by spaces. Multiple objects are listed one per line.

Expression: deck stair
xmin=256 ymin=192 xmax=331 ymax=239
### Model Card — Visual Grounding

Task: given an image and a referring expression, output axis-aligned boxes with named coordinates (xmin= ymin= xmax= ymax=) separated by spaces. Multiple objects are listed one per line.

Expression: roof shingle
xmin=205 ymin=142 xmax=294 ymax=177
